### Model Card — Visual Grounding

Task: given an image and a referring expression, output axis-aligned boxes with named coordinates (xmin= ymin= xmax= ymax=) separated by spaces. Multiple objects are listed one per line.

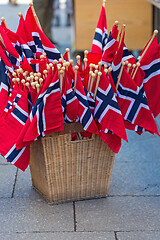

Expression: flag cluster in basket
xmin=0 ymin=2 xmax=159 ymax=171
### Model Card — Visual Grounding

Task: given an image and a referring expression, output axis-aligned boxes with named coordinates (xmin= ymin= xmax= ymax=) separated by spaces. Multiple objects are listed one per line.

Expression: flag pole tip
xmin=75 ymin=65 xmax=79 ymax=70
xmin=102 ymin=0 xmax=107 ymax=7
xmin=1 ymin=17 xmax=5 ymax=22
xmin=76 ymin=55 xmax=81 ymax=60
xmin=154 ymin=29 xmax=158 ymax=35
xmin=29 ymin=2 xmax=33 ymax=7
xmin=65 ymin=48 xmax=70 ymax=52
xmin=114 ymin=21 xmax=119 ymax=26
xmin=18 ymin=12 xmax=23 ymax=18
xmin=98 ymin=72 xmax=102 ymax=76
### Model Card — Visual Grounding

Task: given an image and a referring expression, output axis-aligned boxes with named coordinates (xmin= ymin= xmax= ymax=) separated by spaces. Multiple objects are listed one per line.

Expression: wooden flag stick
xmin=127 ymin=63 xmax=132 ymax=73
xmin=0 ymin=33 xmax=5 ymax=48
xmin=116 ymin=62 xmax=125 ymax=90
xmin=1 ymin=17 xmax=8 ymax=28
xmin=66 ymin=48 xmax=71 ymax=61
xmin=132 ymin=29 xmax=158 ymax=80
xmin=59 ymin=70 xmax=64 ymax=94
xmin=87 ymin=71 xmax=93 ymax=91
xmin=138 ymin=29 xmax=158 ymax=64
xmin=130 ymin=64 xmax=136 ymax=77
xmin=29 ymin=3 xmax=42 ymax=30
xmin=103 ymin=0 xmax=107 ymax=7
xmin=132 ymin=62 xmax=140 ymax=80
xmin=84 ymin=50 xmax=88 ymax=59
xmin=83 ymin=58 xmax=88 ymax=70
xmin=118 ymin=24 xmax=126 ymax=48
xmin=98 ymin=61 xmax=102 ymax=71
xmin=74 ymin=66 xmax=79 ymax=92
xmin=76 ymin=55 xmax=81 ymax=65
xmin=104 ymin=64 xmax=108 ymax=70
xmin=89 ymin=73 xmax=96 ymax=92
xmin=93 ymin=72 xmax=102 ymax=100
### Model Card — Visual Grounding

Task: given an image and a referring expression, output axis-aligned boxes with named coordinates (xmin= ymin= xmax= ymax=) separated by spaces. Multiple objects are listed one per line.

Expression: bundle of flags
xmin=0 ymin=2 xmax=159 ymax=172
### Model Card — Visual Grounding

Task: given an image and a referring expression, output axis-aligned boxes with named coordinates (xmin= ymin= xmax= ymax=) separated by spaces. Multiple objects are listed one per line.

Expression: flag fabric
xmin=74 ymin=72 xmax=99 ymax=134
xmin=2 ymin=26 xmax=34 ymax=63
xmin=0 ymin=86 xmax=30 ymax=171
xmin=0 ymin=58 xmax=10 ymax=115
xmin=25 ymin=7 xmax=61 ymax=61
xmin=91 ymin=6 xmax=108 ymax=54
xmin=16 ymin=69 xmax=64 ymax=149
xmin=117 ymin=68 xmax=159 ymax=135
xmin=111 ymin=32 xmax=124 ymax=86
xmin=17 ymin=14 xmax=37 ymax=57
xmin=122 ymin=45 xmax=136 ymax=64
xmin=138 ymin=36 xmax=160 ymax=117
xmin=94 ymin=69 xmax=128 ymax=143
xmin=102 ymin=23 xmax=119 ymax=65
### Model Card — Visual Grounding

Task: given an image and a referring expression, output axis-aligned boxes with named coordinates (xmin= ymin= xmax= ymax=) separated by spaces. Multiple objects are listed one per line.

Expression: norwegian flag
xmin=122 ymin=45 xmax=136 ymax=64
xmin=111 ymin=31 xmax=124 ymax=86
xmin=16 ymin=69 xmax=64 ymax=149
xmin=17 ymin=14 xmax=37 ymax=57
xmin=61 ymin=74 xmax=79 ymax=123
xmin=102 ymin=23 xmax=119 ymax=65
xmin=91 ymin=5 xmax=108 ymax=54
xmin=94 ymin=69 xmax=127 ymax=143
xmin=0 ymin=86 xmax=30 ymax=171
xmin=0 ymin=26 xmax=23 ymax=68
xmin=25 ymin=6 xmax=61 ymax=61
xmin=30 ymin=58 xmax=47 ymax=73
xmin=2 ymin=26 xmax=34 ymax=63
xmin=117 ymin=68 xmax=159 ymax=135
xmin=74 ymin=72 xmax=99 ymax=134
xmin=138 ymin=36 xmax=160 ymax=117
xmin=0 ymin=58 xmax=10 ymax=115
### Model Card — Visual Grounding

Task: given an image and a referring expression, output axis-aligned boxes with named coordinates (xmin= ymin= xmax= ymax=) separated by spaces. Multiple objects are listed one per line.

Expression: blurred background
xmin=0 ymin=0 xmax=159 ymax=58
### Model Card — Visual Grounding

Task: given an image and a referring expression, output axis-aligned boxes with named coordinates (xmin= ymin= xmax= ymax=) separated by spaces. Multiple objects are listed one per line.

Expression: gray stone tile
xmin=0 ymin=198 xmax=74 ymax=232
xmin=117 ymin=231 xmax=160 ymax=240
xmin=76 ymin=197 xmax=160 ymax=232
xmin=14 ymin=167 xmax=41 ymax=200
xmin=117 ymin=132 xmax=160 ymax=163
xmin=0 ymin=232 xmax=115 ymax=240
xmin=0 ymin=154 xmax=10 ymax=165
xmin=0 ymin=165 xmax=17 ymax=198
xmin=109 ymin=157 xmax=160 ymax=196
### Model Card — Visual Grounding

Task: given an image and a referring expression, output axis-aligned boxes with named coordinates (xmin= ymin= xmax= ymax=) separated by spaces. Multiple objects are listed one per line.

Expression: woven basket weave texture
xmin=30 ymin=123 xmax=115 ymax=204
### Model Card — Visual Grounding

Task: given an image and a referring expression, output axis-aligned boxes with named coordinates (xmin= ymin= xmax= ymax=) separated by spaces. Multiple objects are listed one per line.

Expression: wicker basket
xmin=30 ymin=123 xmax=115 ymax=204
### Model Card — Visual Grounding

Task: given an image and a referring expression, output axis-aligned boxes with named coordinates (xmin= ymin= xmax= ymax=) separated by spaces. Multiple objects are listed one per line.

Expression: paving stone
xmin=109 ymin=156 xmax=160 ymax=196
xmin=14 ymin=167 xmax=41 ymax=200
xmin=117 ymin=231 xmax=160 ymax=240
xmin=0 ymin=165 xmax=17 ymax=198
xmin=0 ymin=232 xmax=115 ymax=240
xmin=0 ymin=198 xmax=74 ymax=232
xmin=76 ymin=197 xmax=160 ymax=232
xmin=0 ymin=154 xmax=10 ymax=165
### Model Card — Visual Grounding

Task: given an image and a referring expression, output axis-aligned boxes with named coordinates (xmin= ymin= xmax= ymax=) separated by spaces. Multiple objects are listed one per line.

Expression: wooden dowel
xmin=59 ymin=70 xmax=64 ymax=94
xmin=98 ymin=61 xmax=102 ymax=71
xmin=114 ymin=20 xmax=119 ymax=26
xmin=89 ymin=73 xmax=96 ymax=92
xmin=69 ymin=59 xmax=74 ymax=68
xmin=76 ymin=55 xmax=81 ymax=65
xmin=130 ymin=64 xmax=136 ymax=77
xmin=138 ymin=29 xmax=158 ymax=64
xmin=116 ymin=62 xmax=125 ymax=90
xmin=1 ymin=17 xmax=8 ymax=28
xmin=132 ymin=62 xmax=140 ymax=80
xmin=127 ymin=63 xmax=132 ymax=73
xmin=102 ymin=0 xmax=107 ymax=7
xmin=87 ymin=71 xmax=93 ymax=91
xmin=84 ymin=50 xmax=88 ymax=59
xmin=74 ymin=66 xmax=79 ymax=92
xmin=104 ymin=69 xmax=108 ymax=75
xmin=29 ymin=3 xmax=42 ymax=30
xmin=94 ymin=72 xmax=102 ymax=100
xmin=118 ymin=24 xmax=126 ymax=48
xmin=83 ymin=58 xmax=88 ymax=70
xmin=36 ymin=83 xmax=40 ymax=93
xmin=0 ymin=33 xmax=5 ymax=48
xmin=66 ymin=48 xmax=71 ymax=61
